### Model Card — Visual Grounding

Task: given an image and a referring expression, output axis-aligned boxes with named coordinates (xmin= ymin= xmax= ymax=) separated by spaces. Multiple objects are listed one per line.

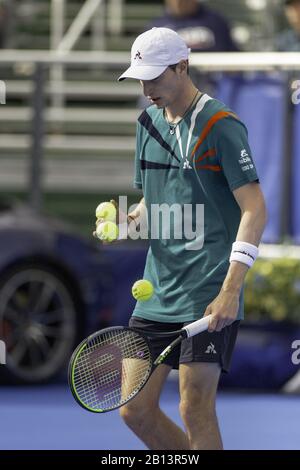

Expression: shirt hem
xmin=132 ymin=308 xmax=244 ymax=323
xmin=132 ymin=308 xmax=203 ymax=323
xmin=229 ymin=177 xmax=259 ymax=192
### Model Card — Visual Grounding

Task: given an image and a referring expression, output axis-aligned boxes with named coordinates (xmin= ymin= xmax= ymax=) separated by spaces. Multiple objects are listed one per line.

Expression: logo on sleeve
xmin=239 ymin=149 xmax=254 ymax=172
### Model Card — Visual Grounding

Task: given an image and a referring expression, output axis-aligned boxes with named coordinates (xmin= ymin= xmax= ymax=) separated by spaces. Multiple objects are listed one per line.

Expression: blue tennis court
xmin=0 ymin=381 xmax=299 ymax=450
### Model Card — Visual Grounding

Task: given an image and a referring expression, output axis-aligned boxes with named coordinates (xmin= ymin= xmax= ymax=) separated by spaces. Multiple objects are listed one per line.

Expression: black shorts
xmin=129 ymin=316 xmax=240 ymax=373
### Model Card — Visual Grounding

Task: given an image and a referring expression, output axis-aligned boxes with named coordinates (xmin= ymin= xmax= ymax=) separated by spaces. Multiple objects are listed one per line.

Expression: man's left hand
xmin=203 ymin=289 xmax=240 ymax=332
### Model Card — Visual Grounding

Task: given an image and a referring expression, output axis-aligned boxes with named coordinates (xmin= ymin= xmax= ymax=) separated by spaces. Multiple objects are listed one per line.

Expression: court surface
xmin=0 ymin=380 xmax=299 ymax=450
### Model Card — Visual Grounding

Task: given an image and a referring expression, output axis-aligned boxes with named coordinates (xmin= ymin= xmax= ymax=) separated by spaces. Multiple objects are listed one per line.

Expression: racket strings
xmin=72 ymin=329 xmax=152 ymax=411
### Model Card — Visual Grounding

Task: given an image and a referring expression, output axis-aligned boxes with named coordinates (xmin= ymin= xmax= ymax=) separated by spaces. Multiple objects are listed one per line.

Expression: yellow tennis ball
xmin=132 ymin=280 xmax=154 ymax=301
xmin=96 ymin=221 xmax=119 ymax=242
xmin=95 ymin=202 xmax=117 ymax=222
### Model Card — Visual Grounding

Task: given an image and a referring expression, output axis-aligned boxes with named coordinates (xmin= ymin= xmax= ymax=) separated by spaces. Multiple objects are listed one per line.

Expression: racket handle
xmin=182 ymin=315 xmax=211 ymax=338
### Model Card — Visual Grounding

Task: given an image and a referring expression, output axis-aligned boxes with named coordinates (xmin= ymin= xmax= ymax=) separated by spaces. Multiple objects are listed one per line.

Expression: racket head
xmin=68 ymin=326 xmax=153 ymax=413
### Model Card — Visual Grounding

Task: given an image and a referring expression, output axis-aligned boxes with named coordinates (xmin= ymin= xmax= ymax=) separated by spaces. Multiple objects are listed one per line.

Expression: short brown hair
xmin=168 ymin=61 xmax=189 ymax=75
xmin=285 ymin=0 xmax=300 ymax=5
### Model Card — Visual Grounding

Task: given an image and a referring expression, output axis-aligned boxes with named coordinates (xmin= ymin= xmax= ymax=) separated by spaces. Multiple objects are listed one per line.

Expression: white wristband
xmin=229 ymin=241 xmax=259 ymax=268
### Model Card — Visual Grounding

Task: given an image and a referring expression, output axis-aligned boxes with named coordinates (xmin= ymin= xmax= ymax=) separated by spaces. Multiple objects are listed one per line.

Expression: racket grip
xmin=182 ymin=315 xmax=211 ymax=338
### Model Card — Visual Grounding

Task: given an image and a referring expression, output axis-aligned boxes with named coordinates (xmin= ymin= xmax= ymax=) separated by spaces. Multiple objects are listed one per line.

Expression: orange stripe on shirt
xmin=196 ymin=164 xmax=222 ymax=172
xmin=195 ymin=148 xmax=216 ymax=163
xmin=191 ymin=111 xmax=238 ymax=158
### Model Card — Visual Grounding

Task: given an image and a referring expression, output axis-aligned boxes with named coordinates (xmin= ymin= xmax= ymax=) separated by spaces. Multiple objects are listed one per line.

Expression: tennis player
xmin=113 ymin=27 xmax=266 ymax=450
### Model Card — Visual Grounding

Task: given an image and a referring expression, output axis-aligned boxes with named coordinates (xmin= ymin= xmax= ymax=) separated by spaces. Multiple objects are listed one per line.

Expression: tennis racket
xmin=69 ymin=314 xmax=211 ymax=413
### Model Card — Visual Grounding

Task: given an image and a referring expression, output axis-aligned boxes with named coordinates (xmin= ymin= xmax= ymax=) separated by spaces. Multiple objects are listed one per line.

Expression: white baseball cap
xmin=118 ymin=27 xmax=190 ymax=81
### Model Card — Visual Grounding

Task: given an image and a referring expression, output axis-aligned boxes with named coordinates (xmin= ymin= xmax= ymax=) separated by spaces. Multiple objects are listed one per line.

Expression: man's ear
xmin=179 ymin=60 xmax=188 ymax=74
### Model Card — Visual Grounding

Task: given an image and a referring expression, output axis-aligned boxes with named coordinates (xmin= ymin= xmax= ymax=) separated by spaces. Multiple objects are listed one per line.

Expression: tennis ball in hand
xmin=95 ymin=202 xmax=117 ymax=222
xmin=96 ymin=221 xmax=119 ymax=242
xmin=132 ymin=280 xmax=154 ymax=301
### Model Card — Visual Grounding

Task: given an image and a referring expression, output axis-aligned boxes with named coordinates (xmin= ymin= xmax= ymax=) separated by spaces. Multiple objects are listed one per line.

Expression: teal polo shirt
xmin=132 ymin=94 xmax=259 ymax=323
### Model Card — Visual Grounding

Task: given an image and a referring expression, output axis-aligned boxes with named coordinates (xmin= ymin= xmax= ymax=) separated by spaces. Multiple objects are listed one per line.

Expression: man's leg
xmin=179 ymin=362 xmax=223 ymax=450
xmin=120 ymin=364 xmax=189 ymax=450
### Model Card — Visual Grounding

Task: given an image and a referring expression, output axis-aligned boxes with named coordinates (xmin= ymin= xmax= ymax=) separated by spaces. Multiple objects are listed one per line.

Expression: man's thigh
xmin=121 ymin=363 xmax=172 ymax=412
xmin=179 ymin=362 xmax=221 ymax=402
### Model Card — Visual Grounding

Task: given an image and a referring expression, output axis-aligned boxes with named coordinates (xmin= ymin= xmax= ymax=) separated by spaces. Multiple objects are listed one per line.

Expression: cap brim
xmin=118 ymin=64 xmax=168 ymax=81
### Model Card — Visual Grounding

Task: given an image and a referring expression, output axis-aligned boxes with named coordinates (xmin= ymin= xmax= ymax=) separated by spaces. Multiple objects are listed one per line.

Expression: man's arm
xmin=128 ymin=197 xmax=145 ymax=223
xmin=128 ymin=197 xmax=146 ymax=230
xmin=204 ymin=182 xmax=267 ymax=332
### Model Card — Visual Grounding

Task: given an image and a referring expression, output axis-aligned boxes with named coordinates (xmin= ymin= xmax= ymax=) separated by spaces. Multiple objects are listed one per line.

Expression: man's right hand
xmin=93 ymin=199 xmax=129 ymax=243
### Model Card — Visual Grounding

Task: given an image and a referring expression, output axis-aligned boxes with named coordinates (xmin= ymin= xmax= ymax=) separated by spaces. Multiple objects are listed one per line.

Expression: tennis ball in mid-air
xmin=132 ymin=280 xmax=154 ymax=301
xmin=96 ymin=221 xmax=119 ymax=242
xmin=95 ymin=202 xmax=117 ymax=222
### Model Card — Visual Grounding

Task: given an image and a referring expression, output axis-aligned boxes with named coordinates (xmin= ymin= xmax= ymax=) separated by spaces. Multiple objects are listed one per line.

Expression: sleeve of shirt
xmin=212 ymin=116 xmax=259 ymax=192
xmin=133 ymin=122 xmax=143 ymax=190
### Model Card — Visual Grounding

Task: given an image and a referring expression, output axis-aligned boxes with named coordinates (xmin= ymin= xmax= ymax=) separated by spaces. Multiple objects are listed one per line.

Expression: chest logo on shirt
xmin=183 ymin=159 xmax=192 ymax=170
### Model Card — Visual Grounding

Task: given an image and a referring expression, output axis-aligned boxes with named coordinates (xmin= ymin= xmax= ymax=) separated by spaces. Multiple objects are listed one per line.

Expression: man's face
xmin=140 ymin=64 xmax=184 ymax=108
xmin=165 ymin=0 xmax=199 ymax=17
xmin=285 ymin=1 xmax=300 ymax=34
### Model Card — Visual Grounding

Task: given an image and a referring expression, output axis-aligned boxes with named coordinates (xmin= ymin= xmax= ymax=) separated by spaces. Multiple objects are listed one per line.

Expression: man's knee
xmin=179 ymin=363 xmax=220 ymax=422
xmin=179 ymin=384 xmax=217 ymax=427
xmin=120 ymin=401 xmax=158 ymax=432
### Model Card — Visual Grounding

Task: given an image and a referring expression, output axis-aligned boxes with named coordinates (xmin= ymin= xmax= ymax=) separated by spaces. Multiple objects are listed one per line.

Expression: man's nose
xmin=141 ymin=80 xmax=152 ymax=97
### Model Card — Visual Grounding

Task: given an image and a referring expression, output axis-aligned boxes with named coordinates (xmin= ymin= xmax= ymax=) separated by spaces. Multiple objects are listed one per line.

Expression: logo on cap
xmin=134 ymin=51 xmax=143 ymax=61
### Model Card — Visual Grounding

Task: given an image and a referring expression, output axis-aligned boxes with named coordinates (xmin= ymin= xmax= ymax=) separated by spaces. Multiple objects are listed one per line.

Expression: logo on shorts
xmin=205 ymin=342 xmax=217 ymax=354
